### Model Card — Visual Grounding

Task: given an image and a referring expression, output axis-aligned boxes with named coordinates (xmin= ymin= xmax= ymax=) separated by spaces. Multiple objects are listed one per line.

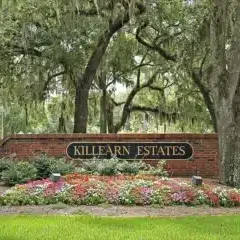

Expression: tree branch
xmin=136 ymin=23 xmax=177 ymax=62
xmin=148 ymin=85 xmax=164 ymax=91
xmin=130 ymin=105 xmax=177 ymax=118
xmin=9 ymin=45 xmax=43 ymax=57
xmin=192 ymin=69 xmax=217 ymax=132
xmin=111 ymin=98 xmax=125 ymax=106
xmin=43 ymin=70 xmax=65 ymax=92
xmin=75 ymin=9 xmax=99 ymax=16
xmin=200 ymin=48 xmax=210 ymax=77
xmin=106 ymin=80 xmax=115 ymax=88
xmin=80 ymin=2 xmax=146 ymax=88
xmin=113 ymin=69 xmax=160 ymax=132
xmin=132 ymin=62 xmax=154 ymax=71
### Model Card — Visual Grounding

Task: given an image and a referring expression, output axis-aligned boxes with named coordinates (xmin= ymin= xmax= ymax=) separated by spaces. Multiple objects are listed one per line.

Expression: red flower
xmin=229 ymin=191 xmax=240 ymax=206
xmin=205 ymin=190 xmax=219 ymax=206
xmin=73 ymin=185 xmax=87 ymax=198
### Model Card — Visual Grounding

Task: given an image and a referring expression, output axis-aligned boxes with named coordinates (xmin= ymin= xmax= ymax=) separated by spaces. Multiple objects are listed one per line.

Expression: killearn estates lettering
xmin=66 ymin=142 xmax=193 ymax=160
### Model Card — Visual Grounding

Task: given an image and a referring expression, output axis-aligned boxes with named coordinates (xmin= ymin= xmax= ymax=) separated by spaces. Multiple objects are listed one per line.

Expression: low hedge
xmin=0 ymin=156 xmax=168 ymax=186
xmin=0 ymin=155 xmax=75 ymax=186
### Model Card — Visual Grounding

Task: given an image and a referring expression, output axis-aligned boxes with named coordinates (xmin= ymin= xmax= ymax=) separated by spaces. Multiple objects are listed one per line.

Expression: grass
xmin=0 ymin=215 xmax=240 ymax=240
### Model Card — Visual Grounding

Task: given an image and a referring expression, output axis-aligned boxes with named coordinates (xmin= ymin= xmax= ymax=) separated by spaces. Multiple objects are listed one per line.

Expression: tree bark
xmin=216 ymin=99 xmax=240 ymax=186
xmin=58 ymin=114 xmax=67 ymax=133
xmin=210 ymin=0 xmax=240 ymax=186
xmin=192 ymin=71 xmax=217 ymax=132
xmin=100 ymin=89 xmax=107 ymax=133
xmin=107 ymin=99 xmax=114 ymax=133
xmin=74 ymin=87 xmax=90 ymax=133
xmin=98 ymin=72 xmax=108 ymax=133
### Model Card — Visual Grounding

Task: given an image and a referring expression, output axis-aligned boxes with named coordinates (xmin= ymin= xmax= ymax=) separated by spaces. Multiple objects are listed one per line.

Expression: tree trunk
xmin=192 ymin=71 xmax=217 ymax=132
xmin=100 ymin=89 xmax=107 ymax=133
xmin=107 ymin=99 xmax=115 ymax=133
xmin=73 ymin=87 xmax=89 ymax=133
xmin=217 ymin=101 xmax=240 ymax=187
xmin=58 ymin=113 xmax=67 ymax=133
xmin=209 ymin=0 xmax=240 ymax=186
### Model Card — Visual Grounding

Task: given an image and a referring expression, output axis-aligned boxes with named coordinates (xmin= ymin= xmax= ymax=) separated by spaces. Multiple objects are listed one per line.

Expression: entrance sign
xmin=66 ymin=142 xmax=193 ymax=160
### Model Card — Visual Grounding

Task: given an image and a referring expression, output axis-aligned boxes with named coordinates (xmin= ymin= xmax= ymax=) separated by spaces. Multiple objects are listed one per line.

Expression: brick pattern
xmin=0 ymin=134 xmax=219 ymax=178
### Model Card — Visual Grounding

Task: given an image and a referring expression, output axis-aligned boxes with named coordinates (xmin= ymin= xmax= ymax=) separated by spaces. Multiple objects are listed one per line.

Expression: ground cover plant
xmin=1 ymin=173 xmax=240 ymax=207
xmin=1 ymin=215 xmax=240 ymax=240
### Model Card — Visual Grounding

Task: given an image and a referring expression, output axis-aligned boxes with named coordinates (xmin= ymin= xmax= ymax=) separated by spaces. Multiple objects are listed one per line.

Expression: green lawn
xmin=0 ymin=215 xmax=240 ymax=240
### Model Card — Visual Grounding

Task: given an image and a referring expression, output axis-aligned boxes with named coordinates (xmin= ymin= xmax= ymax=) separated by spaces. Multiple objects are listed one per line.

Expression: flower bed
xmin=1 ymin=173 xmax=240 ymax=207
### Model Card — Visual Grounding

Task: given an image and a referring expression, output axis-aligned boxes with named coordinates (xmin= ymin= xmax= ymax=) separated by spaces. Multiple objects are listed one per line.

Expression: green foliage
xmin=33 ymin=155 xmax=75 ymax=179
xmin=0 ymin=158 xmax=14 ymax=178
xmin=79 ymin=158 xmax=146 ymax=176
xmin=1 ymin=162 xmax=37 ymax=186
xmin=118 ymin=160 xmax=145 ymax=175
xmin=150 ymin=161 xmax=169 ymax=177
xmin=97 ymin=158 xmax=119 ymax=176
xmin=80 ymin=159 xmax=99 ymax=174
xmin=141 ymin=161 xmax=169 ymax=177
xmin=0 ymin=0 xmax=215 ymax=135
xmin=49 ymin=158 xmax=75 ymax=176
xmin=32 ymin=155 xmax=53 ymax=179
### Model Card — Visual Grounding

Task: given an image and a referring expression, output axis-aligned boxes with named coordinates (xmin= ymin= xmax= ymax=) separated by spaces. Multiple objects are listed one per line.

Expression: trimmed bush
xmin=79 ymin=158 xmax=147 ymax=176
xmin=79 ymin=158 xmax=167 ymax=176
xmin=33 ymin=155 xmax=75 ymax=179
xmin=49 ymin=158 xmax=75 ymax=175
xmin=1 ymin=162 xmax=37 ymax=186
xmin=0 ymin=158 xmax=14 ymax=178
xmin=80 ymin=158 xmax=99 ymax=174
xmin=97 ymin=158 xmax=119 ymax=176
xmin=32 ymin=155 xmax=53 ymax=179
xmin=118 ymin=161 xmax=145 ymax=175
xmin=146 ymin=161 xmax=169 ymax=177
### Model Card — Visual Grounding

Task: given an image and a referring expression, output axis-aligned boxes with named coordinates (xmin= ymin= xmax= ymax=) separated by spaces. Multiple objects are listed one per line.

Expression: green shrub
xmin=1 ymin=162 xmax=37 ymax=186
xmin=97 ymin=158 xmax=119 ymax=176
xmin=49 ymin=158 xmax=75 ymax=175
xmin=33 ymin=155 xmax=75 ymax=179
xmin=0 ymin=158 xmax=14 ymax=178
xmin=118 ymin=161 xmax=146 ymax=175
xmin=78 ymin=158 xmax=167 ymax=177
xmin=80 ymin=158 xmax=99 ymax=174
xmin=148 ymin=161 xmax=168 ymax=177
xmin=75 ymin=167 xmax=87 ymax=174
xmin=32 ymin=155 xmax=53 ymax=179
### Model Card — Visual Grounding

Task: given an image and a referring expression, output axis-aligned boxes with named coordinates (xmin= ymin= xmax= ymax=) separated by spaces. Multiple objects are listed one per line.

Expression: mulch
xmin=1 ymin=205 xmax=240 ymax=217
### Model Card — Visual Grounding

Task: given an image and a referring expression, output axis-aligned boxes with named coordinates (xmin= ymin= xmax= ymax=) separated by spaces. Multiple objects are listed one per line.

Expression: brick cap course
xmin=0 ymin=133 xmax=218 ymax=147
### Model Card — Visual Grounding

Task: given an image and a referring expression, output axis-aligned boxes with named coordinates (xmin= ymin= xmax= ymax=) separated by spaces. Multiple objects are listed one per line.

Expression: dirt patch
xmin=1 ymin=205 xmax=240 ymax=217
xmin=173 ymin=178 xmax=233 ymax=189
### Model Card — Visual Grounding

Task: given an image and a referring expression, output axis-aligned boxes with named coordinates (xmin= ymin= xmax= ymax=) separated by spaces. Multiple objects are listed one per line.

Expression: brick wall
xmin=0 ymin=134 xmax=219 ymax=178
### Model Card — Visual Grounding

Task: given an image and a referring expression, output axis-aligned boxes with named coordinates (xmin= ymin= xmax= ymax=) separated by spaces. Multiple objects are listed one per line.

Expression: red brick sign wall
xmin=0 ymin=134 xmax=219 ymax=178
